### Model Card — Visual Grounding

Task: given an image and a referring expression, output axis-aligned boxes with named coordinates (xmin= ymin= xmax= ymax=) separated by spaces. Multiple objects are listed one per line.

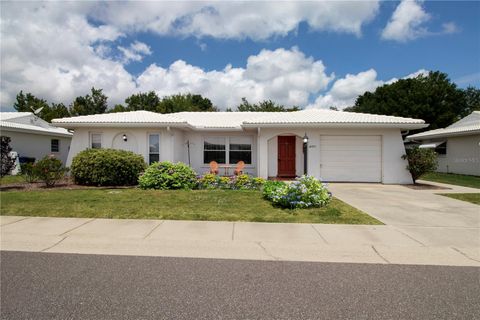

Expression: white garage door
xmin=319 ymin=135 xmax=382 ymax=182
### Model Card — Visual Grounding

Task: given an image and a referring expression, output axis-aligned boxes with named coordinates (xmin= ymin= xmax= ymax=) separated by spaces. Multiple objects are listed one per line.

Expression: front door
xmin=278 ymin=136 xmax=296 ymax=177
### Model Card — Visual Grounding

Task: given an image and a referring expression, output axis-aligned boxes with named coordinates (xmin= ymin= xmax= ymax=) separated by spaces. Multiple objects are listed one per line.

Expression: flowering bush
xmin=35 ymin=156 xmax=69 ymax=187
xmin=139 ymin=161 xmax=197 ymax=190
xmin=20 ymin=162 xmax=39 ymax=183
xmin=263 ymin=176 xmax=332 ymax=209
xmin=197 ymin=173 xmax=265 ymax=190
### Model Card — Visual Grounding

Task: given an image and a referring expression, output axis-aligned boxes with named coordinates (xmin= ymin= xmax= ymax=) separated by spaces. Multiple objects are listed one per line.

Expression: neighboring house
xmin=407 ymin=111 xmax=480 ymax=176
xmin=0 ymin=112 xmax=72 ymax=165
xmin=52 ymin=109 xmax=427 ymax=184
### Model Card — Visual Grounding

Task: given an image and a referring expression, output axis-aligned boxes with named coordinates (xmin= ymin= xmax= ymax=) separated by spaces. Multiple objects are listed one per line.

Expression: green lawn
xmin=420 ymin=172 xmax=480 ymax=189
xmin=0 ymin=189 xmax=381 ymax=225
xmin=439 ymin=193 xmax=480 ymax=205
xmin=0 ymin=175 xmax=25 ymax=185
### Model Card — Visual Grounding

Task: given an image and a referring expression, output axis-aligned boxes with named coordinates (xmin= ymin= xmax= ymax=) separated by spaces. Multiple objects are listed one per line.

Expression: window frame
xmin=51 ymin=139 xmax=60 ymax=153
xmin=202 ymin=136 xmax=253 ymax=165
xmin=90 ymin=132 xmax=103 ymax=149
xmin=148 ymin=133 xmax=161 ymax=165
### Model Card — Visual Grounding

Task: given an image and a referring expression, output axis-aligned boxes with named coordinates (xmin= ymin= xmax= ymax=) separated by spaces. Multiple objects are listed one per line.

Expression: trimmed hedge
xmin=139 ymin=161 xmax=197 ymax=190
xmin=71 ymin=149 xmax=146 ymax=186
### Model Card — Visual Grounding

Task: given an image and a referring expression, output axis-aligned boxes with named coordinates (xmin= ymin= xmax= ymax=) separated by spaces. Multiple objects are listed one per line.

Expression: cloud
xmin=0 ymin=1 xmax=134 ymax=107
xmin=0 ymin=0 xmax=333 ymax=111
xmin=381 ymin=0 xmax=459 ymax=42
xmin=381 ymin=0 xmax=431 ymax=42
xmin=0 ymin=1 xmax=377 ymax=110
xmin=441 ymin=22 xmax=459 ymax=34
xmin=309 ymin=68 xmax=429 ymax=109
xmin=118 ymin=41 xmax=152 ymax=63
xmin=136 ymin=47 xmax=334 ymax=109
xmin=93 ymin=1 xmax=381 ymax=40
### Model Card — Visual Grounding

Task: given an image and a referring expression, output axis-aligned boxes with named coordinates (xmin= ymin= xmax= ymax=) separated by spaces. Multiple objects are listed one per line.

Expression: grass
xmin=0 ymin=189 xmax=381 ymax=225
xmin=420 ymin=172 xmax=480 ymax=189
xmin=439 ymin=193 xmax=480 ymax=205
xmin=0 ymin=175 xmax=25 ymax=185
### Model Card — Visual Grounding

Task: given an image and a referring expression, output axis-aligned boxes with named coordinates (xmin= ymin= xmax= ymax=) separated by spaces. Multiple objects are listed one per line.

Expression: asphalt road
xmin=1 ymin=251 xmax=479 ymax=320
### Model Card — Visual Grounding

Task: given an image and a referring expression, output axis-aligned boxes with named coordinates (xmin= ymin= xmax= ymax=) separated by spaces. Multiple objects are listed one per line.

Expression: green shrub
xmin=263 ymin=176 xmax=332 ymax=209
xmin=20 ymin=163 xmax=39 ymax=183
xmin=71 ymin=149 xmax=146 ymax=186
xmin=402 ymin=146 xmax=438 ymax=183
xmin=139 ymin=161 xmax=197 ymax=190
xmin=35 ymin=156 xmax=68 ymax=187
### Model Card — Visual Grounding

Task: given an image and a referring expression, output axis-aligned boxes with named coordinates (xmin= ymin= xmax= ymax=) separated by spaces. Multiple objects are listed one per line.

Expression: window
xmin=203 ymin=136 xmax=253 ymax=165
xmin=204 ymin=137 xmax=226 ymax=164
xmin=149 ymin=134 xmax=160 ymax=164
xmin=91 ymin=133 xmax=102 ymax=149
xmin=229 ymin=136 xmax=252 ymax=164
xmin=51 ymin=139 xmax=59 ymax=152
xmin=435 ymin=142 xmax=447 ymax=155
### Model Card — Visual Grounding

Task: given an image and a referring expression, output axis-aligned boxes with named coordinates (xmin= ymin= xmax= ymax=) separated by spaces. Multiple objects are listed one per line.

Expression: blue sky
xmin=1 ymin=1 xmax=479 ymax=110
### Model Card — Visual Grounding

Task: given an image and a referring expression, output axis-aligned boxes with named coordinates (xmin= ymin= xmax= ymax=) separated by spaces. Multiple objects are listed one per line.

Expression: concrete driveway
xmin=328 ymin=181 xmax=480 ymax=250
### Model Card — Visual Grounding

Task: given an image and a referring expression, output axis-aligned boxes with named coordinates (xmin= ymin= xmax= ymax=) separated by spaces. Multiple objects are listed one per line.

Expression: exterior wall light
xmin=303 ymin=133 xmax=308 ymax=175
xmin=122 ymin=134 xmax=127 ymax=142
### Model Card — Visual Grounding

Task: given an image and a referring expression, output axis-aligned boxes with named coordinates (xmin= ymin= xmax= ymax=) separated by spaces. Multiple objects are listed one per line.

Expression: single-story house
xmin=407 ymin=111 xmax=480 ymax=176
xmin=0 ymin=112 xmax=72 ymax=166
xmin=52 ymin=109 xmax=427 ymax=184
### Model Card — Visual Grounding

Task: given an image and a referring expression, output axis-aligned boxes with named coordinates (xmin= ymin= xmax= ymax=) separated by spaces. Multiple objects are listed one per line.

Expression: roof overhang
xmin=419 ymin=141 xmax=446 ymax=149
xmin=407 ymin=129 xmax=480 ymax=141
xmin=0 ymin=125 xmax=73 ymax=137
xmin=241 ymin=123 xmax=429 ymax=130
xmin=51 ymin=122 xmax=193 ymax=129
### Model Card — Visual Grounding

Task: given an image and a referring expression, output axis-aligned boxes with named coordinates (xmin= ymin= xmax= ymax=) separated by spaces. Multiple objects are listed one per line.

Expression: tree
xmin=12 ymin=91 xmax=69 ymax=122
xmin=461 ymin=86 xmax=480 ymax=117
xmin=125 ymin=91 xmax=161 ymax=111
xmin=42 ymin=103 xmax=70 ymax=122
xmin=1 ymin=136 xmax=16 ymax=177
xmin=156 ymin=93 xmax=217 ymax=113
xmin=401 ymin=146 xmax=438 ymax=183
xmin=109 ymin=104 xmax=128 ymax=113
xmin=70 ymin=87 xmax=108 ymax=116
xmin=345 ymin=71 xmax=467 ymax=131
xmin=234 ymin=98 xmax=300 ymax=112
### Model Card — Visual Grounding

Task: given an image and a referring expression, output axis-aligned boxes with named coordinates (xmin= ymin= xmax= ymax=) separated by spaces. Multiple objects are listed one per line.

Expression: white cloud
xmin=0 ymin=1 xmax=135 ymax=107
xmin=118 ymin=41 xmax=152 ymax=63
xmin=0 ymin=1 xmax=333 ymax=110
xmin=441 ymin=22 xmax=459 ymax=34
xmin=136 ymin=47 xmax=334 ymax=109
xmin=0 ymin=1 xmax=378 ymax=110
xmin=381 ymin=0 xmax=430 ymax=42
xmin=309 ymin=68 xmax=429 ymax=109
xmin=93 ymin=1 xmax=381 ymax=40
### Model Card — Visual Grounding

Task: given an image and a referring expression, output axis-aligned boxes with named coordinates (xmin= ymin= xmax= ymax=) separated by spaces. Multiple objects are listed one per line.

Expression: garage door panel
xmin=319 ymin=136 xmax=382 ymax=182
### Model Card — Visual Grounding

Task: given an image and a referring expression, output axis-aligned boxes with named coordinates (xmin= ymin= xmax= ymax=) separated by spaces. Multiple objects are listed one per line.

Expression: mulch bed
xmin=404 ymin=183 xmax=451 ymax=190
xmin=0 ymin=178 xmax=135 ymax=192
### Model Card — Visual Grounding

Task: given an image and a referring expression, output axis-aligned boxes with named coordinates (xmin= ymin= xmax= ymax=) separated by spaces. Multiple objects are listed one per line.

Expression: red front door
xmin=278 ymin=136 xmax=296 ymax=177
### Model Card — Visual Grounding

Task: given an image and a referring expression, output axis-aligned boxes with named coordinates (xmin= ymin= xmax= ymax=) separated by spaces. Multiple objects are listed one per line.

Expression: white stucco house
xmin=52 ymin=109 xmax=427 ymax=184
xmin=407 ymin=111 xmax=480 ymax=176
xmin=0 ymin=112 xmax=72 ymax=166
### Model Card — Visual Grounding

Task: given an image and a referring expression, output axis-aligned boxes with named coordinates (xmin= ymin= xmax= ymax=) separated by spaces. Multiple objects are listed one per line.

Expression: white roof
xmin=243 ymin=109 xmax=426 ymax=128
xmin=52 ymin=111 xmax=190 ymax=128
xmin=0 ymin=112 xmax=72 ymax=137
xmin=0 ymin=112 xmax=32 ymax=121
xmin=174 ymin=112 xmax=278 ymax=130
xmin=407 ymin=111 xmax=480 ymax=140
xmin=52 ymin=109 xmax=427 ymax=130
